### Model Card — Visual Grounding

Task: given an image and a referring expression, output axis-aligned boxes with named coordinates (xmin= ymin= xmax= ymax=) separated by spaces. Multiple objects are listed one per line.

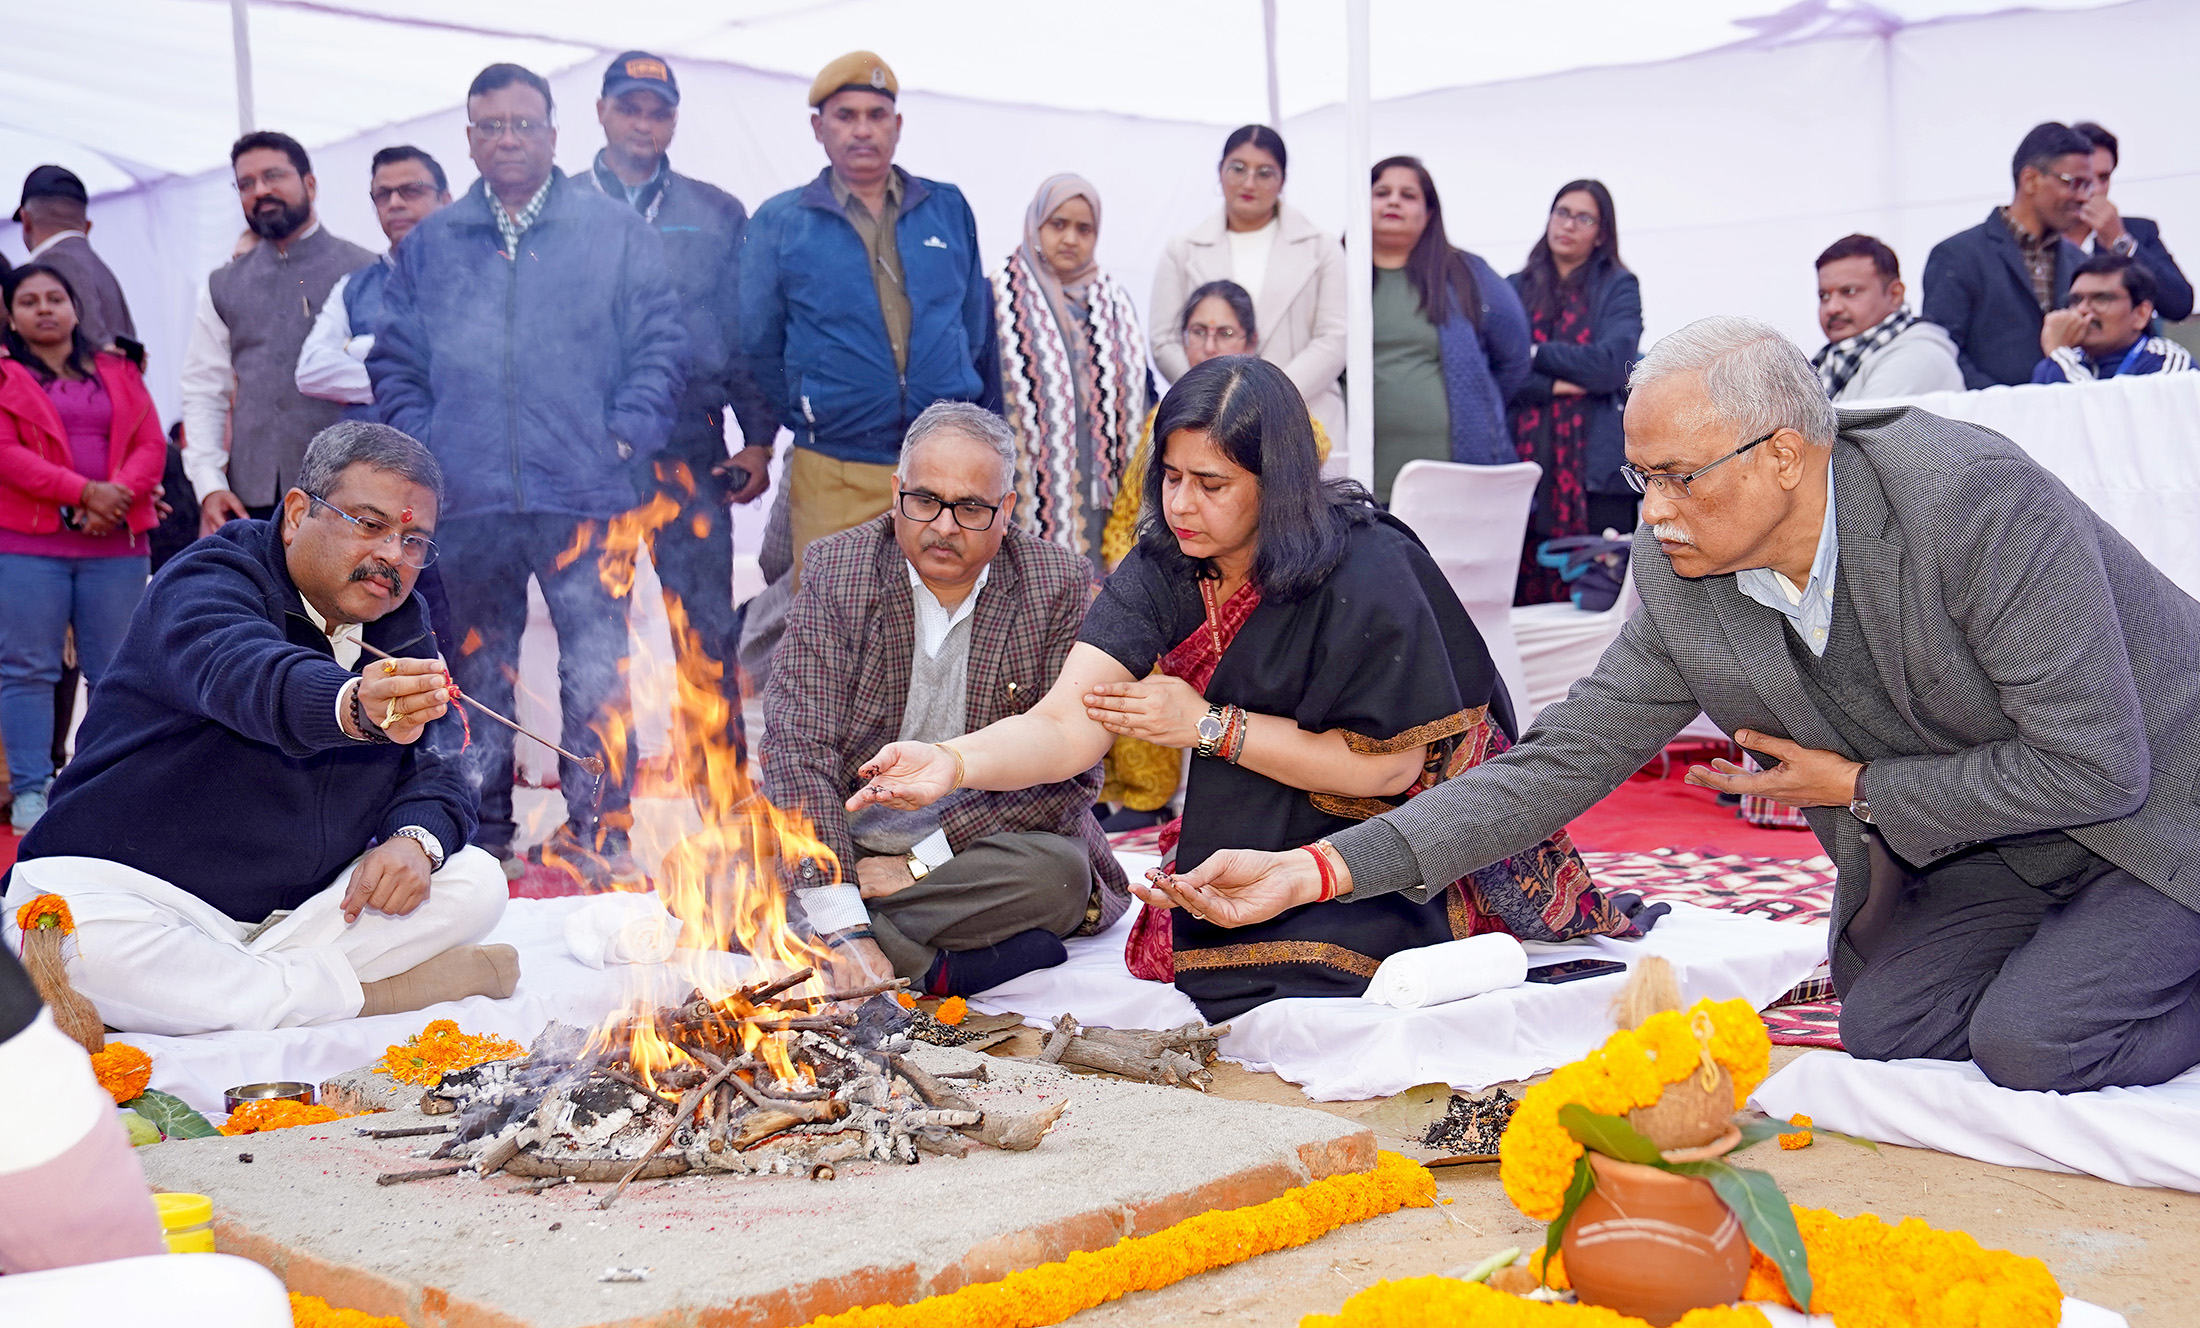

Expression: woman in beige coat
xmin=1150 ymin=126 xmax=1348 ymax=443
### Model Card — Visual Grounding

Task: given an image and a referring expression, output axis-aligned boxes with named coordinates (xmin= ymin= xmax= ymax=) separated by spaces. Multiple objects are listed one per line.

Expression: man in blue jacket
xmin=1922 ymin=122 xmax=2093 ymax=388
xmin=370 ymin=62 xmax=687 ymax=886
xmin=741 ymin=51 xmax=998 ymax=596
xmin=4 ymin=423 xmax=514 ymax=1035
xmin=587 ymin=51 xmax=776 ymax=761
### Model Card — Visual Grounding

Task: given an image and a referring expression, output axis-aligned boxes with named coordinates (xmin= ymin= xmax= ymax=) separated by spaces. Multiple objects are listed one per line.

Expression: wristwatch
xmin=389 ymin=825 xmax=446 ymax=872
xmin=1194 ymin=703 xmax=1227 ymax=759
xmin=1847 ymin=764 xmax=1874 ymax=825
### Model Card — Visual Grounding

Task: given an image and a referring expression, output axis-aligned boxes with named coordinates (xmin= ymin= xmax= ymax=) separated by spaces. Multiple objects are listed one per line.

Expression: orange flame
xmin=575 ymin=488 xmax=846 ymax=1089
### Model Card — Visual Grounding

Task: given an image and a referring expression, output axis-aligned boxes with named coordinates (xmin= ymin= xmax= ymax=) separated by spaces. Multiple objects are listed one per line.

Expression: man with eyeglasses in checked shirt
xmin=370 ymin=62 xmax=686 ymax=890
xmin=762 ymin=403 xmax=1128 ymax=998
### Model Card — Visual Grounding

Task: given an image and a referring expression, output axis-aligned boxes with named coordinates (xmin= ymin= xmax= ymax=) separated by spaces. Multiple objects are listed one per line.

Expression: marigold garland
xmin=1778 ymin=1114 xmax=1813 ymax=1150
xmin=288 ymin=1292 xmax=407 ymax=1328
xmin=374 ymin=1018 xmax=524 ymax=1086
xmin=795 ymin=1151 xmax=1436 ymax=1328
xmin=89 ymin=1042 xmax=152 ymax=1105
xmin=15 ymin=893 xmax=74 ymax=935
xmin=1304 ymin=1278 xmax=1770 ymax=1327
xmin=222 ymin=1099 xmax=364 ymax=1135
xmin=1498 ymin=998 xmax=1770 ymax=1220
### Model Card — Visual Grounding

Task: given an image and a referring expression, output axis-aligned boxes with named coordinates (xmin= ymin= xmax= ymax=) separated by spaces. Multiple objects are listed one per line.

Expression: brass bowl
xmin=223 ymin=1081 xmax=317 ymax=1113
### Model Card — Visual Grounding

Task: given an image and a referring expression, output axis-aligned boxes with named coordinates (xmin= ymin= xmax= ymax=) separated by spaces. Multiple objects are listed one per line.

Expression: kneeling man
xmin=1147 ymin=316 xmax=2200 ymax=1094
xmin=763 ymin=403 xmax=1128 ymax=995
xmin=3 ymin=422 xmax=515 ymax=1034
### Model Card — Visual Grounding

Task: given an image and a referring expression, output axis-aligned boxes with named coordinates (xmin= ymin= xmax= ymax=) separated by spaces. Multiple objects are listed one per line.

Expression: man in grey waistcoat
xmin=761 ymin=403 xmax=1129 ymax=997
xmin=181 ymin=131 xmax=373 ymax=536
xmin=1146 ymin=315 xmax=2200 ymax=1095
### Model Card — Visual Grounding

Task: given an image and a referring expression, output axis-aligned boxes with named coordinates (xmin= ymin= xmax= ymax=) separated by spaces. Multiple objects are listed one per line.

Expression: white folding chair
xmin=1388 ymin=459 xmax=1542 ymax=716
xmin=1510 ymin=553 xmax=1637 ymax=726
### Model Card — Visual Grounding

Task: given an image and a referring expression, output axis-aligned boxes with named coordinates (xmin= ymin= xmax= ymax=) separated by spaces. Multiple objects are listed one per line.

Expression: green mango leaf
xmin=1557 ymin=1103 xmax=1663 ymax=1165
xmin=1729 ymin=1115 xmax=1792 ymax=1153
xmin=1540 ymin=1153 xmax=1595 ymax=1284
xmin=118 ymin=1109 xmax=162 ymax=1148
xmin=122 ymin=1088 xmax=220 ymax=1140
xmin=1816 ymin=1126 xmax=1881 ymax=1153
xmin=1673 ymin=1159 xmax=1814 ymax=1311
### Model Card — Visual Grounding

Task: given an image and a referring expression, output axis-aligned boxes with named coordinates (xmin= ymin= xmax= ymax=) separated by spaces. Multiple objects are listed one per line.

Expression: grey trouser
xmin=1839 ymin=846 xmax=2200 ymax=1092
xmin=864 ymin=831 xmax=1093 ymax=981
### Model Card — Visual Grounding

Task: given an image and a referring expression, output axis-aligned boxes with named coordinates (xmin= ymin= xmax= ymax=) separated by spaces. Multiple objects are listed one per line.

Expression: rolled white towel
xmin=564 ymin=892 xmax=682 ymax=969
xmin=1362 ymin=933 xmax=1530 ymax=1009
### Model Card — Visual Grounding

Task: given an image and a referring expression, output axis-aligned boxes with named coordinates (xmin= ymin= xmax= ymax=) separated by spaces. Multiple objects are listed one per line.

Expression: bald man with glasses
xmin=761 ymin=403 xmax=1128 ymax=998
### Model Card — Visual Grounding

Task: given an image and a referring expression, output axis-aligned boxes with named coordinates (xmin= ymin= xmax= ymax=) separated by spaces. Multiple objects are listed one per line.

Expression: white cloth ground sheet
xmin=124 ymin=897 xmax=754 ymax=1117
xmin=973 ymin=875 xmax=1827 ymax=1102
xmin=1751 ymin=1050 xmax=2200 ymax=1195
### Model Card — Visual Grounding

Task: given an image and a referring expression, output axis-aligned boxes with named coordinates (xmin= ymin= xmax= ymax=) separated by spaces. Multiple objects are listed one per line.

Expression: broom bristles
xmin=20 ymin=929 xmax=105 ymax=1054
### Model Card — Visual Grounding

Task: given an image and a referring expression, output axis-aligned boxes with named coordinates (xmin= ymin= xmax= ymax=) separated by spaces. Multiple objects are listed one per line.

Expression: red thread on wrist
xmin=1304 ymin=844 xmax=1337 ymax=903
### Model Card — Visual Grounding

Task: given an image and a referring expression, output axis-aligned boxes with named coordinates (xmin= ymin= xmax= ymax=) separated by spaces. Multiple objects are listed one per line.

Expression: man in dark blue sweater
xmin=2 ymin=423 xmax=515 ymax=1035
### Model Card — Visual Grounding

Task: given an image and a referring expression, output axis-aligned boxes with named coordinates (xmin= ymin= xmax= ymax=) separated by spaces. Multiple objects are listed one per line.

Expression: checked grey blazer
xmin=1334 ymin=404 xmax=2200 ymax=989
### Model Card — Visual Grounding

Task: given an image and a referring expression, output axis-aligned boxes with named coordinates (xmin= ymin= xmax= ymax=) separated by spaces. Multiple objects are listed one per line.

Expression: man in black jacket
xmin=4 ymin=423 xmax=515 ymax=1035
xmin=588 ymin=51 xmax=776 ymax=759
xmin=1922 ymin=122 xmax=2093 ymax=388
xmin=2065 ymin=121 xmax=2193 ymax=323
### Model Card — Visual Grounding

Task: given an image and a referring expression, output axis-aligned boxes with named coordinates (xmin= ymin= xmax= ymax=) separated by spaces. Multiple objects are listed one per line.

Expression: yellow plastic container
xmin=154 ymin=1192 xmax=215 ymax=1253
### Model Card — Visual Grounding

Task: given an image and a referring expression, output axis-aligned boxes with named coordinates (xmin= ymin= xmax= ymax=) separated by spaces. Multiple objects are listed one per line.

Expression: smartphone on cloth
xmin=1524 ymin=958 xmax=1628 ymax=985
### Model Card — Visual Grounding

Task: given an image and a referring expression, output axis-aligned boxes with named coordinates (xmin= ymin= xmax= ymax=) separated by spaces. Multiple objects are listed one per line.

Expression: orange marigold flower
xmin=1778 ymin=1113 xmax=1813 ymax=1150
xmin=935 ymin=996 xmax=969 ymax=1026
xmin=222 ymin=1099 xmax=363 ymax=1135
xmin=289 ymin=1293 xmax=408 ymax=1328
xmin=894 ymin=992 xmax=918 ymax=1009
xmin=15 ymin=893 xmax=74 ymax=935
xmin=89 ymin=1043 xmax=152 ymax=1105
xmin=374 ymin=1021 xmax=524 ymax=1086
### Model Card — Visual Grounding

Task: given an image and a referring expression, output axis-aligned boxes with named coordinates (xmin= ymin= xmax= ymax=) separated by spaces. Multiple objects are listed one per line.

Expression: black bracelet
xmin=350 ymin=681 xmax=394 ymax=744
xmin=823 ymin=928 xmax=877 ymax=950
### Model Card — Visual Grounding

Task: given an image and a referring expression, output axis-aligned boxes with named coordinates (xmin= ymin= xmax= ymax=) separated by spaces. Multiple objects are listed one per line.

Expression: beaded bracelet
xmin=348 ymin=680 xmax=394 ymax=744
xmin=1218 ymin=705 xmax=1249 ymax=765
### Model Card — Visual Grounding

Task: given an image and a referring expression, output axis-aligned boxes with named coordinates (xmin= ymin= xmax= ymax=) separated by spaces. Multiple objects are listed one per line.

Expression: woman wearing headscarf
xmin=851 ymin=357 xmax=1652 ymax=1022
xmin=1150 ymin=126 xmax=1348 ymax=443
xmin=993 ymin=174 xmax=1150 ymax=578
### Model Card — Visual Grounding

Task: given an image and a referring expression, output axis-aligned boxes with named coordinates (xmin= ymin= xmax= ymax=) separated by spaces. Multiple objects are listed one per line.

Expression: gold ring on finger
xmin=383 ymin=700 xmax=403 ymax=729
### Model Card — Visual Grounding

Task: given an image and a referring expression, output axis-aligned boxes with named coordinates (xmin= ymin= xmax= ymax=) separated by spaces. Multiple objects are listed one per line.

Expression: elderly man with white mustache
xmin=1140 ymin=314 xmax=2200 ymax=1096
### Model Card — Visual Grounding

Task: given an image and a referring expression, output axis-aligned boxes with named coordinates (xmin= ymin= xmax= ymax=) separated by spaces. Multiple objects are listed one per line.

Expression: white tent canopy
xmin=3 ymin=0 xmax=2178 ymax=468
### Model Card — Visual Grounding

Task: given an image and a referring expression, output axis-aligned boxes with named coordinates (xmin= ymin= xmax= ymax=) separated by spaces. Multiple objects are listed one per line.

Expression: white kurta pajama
xmin=2 ymin=848 xmax=506 ymax=1034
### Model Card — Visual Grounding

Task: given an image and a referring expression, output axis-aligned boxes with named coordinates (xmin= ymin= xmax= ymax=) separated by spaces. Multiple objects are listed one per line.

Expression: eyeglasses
xmin=2065 ymin=289 xmax=2132 ymax=312
xmin=1550 ymin=205 xmax=1600 ymax=230
xmin=469 ymin=117 xmax=553 ymax=141
xmin=1222 ymin=161 xmax=1281 ymax=185
xmin=2047 ymin=171 xmax=2098 ymax=196
xmin=1618 ymin=430 xmax=1776 ymax=498
xmin=231 ymin=166 xmax=298 ymax=193
xmin=897 ymin=490 xmax=1002 ymax=532
xmin=1184 ymin=323 xmax=1244 ymax=346
xmin=371 ymin=182 xmax=441 ymax=206
xmin=306 ymin=492 xmax=438 ymax=568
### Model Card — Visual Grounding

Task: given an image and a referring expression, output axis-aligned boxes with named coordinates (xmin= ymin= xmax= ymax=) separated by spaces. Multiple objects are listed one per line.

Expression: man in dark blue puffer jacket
xmin=370 ymin=62 xmax=686 ymax=887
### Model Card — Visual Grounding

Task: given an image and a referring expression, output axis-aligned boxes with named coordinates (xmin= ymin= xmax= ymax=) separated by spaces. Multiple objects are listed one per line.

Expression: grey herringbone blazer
xmin=1334 ymin=404 xmax=2200 ymax=989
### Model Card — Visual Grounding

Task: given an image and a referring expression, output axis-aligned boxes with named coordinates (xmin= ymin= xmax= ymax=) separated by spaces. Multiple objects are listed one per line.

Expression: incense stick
xmin=357 ymin=640 xmax=605 ymax=776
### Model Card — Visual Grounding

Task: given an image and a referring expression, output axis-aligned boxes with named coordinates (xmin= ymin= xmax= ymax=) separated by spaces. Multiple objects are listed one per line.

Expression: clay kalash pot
xmin=1560 ymin=1065 xmax=1749 ymax=1326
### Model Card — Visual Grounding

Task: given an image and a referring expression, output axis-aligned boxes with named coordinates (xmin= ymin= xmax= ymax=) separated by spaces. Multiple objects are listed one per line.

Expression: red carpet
xmin=1566 ymin=745 xmax=1824 ymax=859
xmin=0 ymin=826 xmax=16 ymax=876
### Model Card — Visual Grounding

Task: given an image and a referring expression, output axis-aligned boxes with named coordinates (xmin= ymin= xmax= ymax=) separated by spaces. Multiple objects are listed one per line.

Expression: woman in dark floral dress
xmin=1507 ymin=180 xmax=1643 ymax=605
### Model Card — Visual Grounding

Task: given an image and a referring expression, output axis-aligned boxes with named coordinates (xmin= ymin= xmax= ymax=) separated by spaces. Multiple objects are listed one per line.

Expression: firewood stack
xmin=407 ymin=969 xmax=1067 ymax=1208
xmin=1030 ymin=1015 xmax=1231 ymax=1091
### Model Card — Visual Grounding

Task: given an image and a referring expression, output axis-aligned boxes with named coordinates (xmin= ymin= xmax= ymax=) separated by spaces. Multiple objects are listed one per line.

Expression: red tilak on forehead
xmin=400 ymin=506 xmax=414 ymax=524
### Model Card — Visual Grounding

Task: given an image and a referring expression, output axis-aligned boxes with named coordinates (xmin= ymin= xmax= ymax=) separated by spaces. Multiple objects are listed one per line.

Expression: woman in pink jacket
xmin=0 ymin=264 xmax=165 ymax=832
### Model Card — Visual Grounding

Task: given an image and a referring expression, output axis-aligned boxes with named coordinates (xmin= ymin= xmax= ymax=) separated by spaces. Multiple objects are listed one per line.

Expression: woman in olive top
xmin=1368 ymin=156 xmax=1531 ymax=505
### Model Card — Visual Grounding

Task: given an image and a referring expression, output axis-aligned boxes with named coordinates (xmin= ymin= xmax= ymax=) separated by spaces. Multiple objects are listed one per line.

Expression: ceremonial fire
xmin=403 ymin=502 xmax=1063 ymax=1207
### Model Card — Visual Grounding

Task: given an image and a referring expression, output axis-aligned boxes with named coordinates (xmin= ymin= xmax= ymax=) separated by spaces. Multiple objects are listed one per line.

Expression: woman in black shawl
xmin=849 ymin=356 xmax=1649 ymax=1020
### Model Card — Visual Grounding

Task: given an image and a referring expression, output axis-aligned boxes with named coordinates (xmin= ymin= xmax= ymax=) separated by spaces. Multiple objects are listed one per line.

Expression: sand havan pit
xmin=137 ymin=1045 xmax=1375 ymax=1328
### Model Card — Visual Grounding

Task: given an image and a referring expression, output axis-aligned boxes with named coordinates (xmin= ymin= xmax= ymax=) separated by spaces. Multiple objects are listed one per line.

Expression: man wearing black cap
xmin=588 ymin=51 xmax=776 ymax=760
xmin=14 ymin=165 xmax=135 ymax=353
